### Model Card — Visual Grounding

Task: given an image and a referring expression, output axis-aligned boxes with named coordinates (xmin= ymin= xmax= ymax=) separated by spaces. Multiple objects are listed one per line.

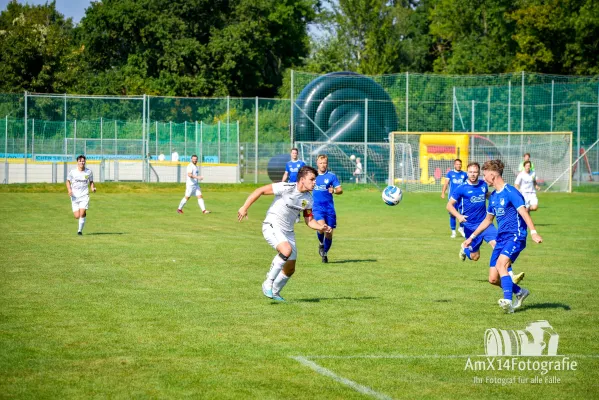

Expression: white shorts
xmin=523 ymin=193 xmax=538 ymax=207
xmin=71 ymin=195 xmax=89 ymax=212
xmin=262 ymin=222 xmax=297 ymax=260
xmin=185 ymin=184 xmax=202 ymax=197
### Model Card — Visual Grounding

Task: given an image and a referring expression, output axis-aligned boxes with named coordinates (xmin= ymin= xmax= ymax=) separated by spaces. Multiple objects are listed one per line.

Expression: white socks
xmin=178 ymin=198 xmax=187 ymax=210
xmin=78 ymin=217 xmax=85 ymax=233
xmin=198 ymin=198 xmax=206 ymax=211
xmin=273 ymin=272 xmax=290 ymax=294
xmin=265 ymin=255 xmax=287 ymax=288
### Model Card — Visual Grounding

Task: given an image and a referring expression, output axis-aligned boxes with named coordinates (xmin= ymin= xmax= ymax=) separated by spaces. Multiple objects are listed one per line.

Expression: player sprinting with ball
xmin=462 ymin=160 xmax=542 ymax=314
xmin=238 ymin=166 xmax=332 ymax=301
xmin=66 ymin=155 xmax=96 ymax=235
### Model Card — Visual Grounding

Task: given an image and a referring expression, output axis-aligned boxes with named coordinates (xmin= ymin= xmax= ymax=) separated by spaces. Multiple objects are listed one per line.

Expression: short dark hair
xmin=291 ymin=147 xmax=299 ymax=152
xmin=297 ymin=165 xmax=317 ymax=180
xmin=77 ymin=155 xmax=86 ymax=161
xmin=455 ymin=158 xmax=462 ymax=163
xmin=523 ymin=160 xmax=531 ymax=167
xmin=191 ymin=154 xmax=198 ymax=158
xmin=524 ymin=152 xmax=531 ymax=157
xmin=482 ymin=159 xmax=505 ymax=176
xmin=467 ymin=162 xmax=480 ymax=171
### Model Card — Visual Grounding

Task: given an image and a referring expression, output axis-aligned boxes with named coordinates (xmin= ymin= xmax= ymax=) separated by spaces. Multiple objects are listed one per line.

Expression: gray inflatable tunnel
xmin=293 ymin=71 xmax=398 ymax=142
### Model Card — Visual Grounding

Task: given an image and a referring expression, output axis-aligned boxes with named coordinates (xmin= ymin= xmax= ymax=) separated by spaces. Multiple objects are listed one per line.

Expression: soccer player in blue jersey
xmin=441 ymin=159 xmax=468 ymax=238
xmin=448 ymin=162 xmax=524 ymax=284
xmin=463 ymin=160 xmax=542 ymax=314
xmin=281 ymin=148 xmax=306 ymax=183
xmin=313 ymin=154 xmax=343 ymax=263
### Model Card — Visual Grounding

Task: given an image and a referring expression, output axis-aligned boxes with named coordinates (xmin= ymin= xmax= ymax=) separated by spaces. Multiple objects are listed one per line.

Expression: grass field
xmin=1 ymin=183 xmax=598 ymax=399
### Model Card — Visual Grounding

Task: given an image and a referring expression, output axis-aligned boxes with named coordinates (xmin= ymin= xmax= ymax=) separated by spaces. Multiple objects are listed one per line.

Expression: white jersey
xmin=515 ymin=171 xmax=536 ymax=194
xmin=264 ymin=182 xmax=313 ymax=232
xmin=186 ymin=163 xmax=199 ymax=185
xmin=67 ymin=168 xmax=93 ymax=198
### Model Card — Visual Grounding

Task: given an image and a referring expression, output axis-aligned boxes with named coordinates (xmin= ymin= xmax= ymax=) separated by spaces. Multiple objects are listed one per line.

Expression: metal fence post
xmin=217 ymin=120 xmax=221 ymax=162
xmin=364 ymin=98 xmax=368 ymax=184
xmin=169 ymin=121 xmax=172 ymax=158
xmin=577 ymin=101 xmax=581 ymax=186
xmin=405 ymin=72 xmax=409 ymax=132
xmin=184 ymin=121 xmax=187 ymax=158
xmin=452 ymin=87 xmax=455 ymax=132
xmin=31 ymin=118 xmax=35 ymax=160
xmin=74 ymin=120 xmax=77 ymax=156
xmin=64 ymin=93 xmax=67 ymax=154
xmin=100 ymin=117 xmax=103 ymax=158
xmin=236 ymin=120 xmax=240 ymax=182
xmin=24 ymin=91 xmax=27 ymax=183
xmin=255 ymin=96 xmax=258 ymax=184
xmin=290 ymin=70 xmax=294 ymax=145
xmin=114 ymin=120 xmax=117 ymax=156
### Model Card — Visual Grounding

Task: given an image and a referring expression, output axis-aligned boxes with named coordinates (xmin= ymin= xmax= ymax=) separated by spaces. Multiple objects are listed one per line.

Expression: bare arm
xmin=517 ymin=206 xmax=543 ymax=243
xmin=188 ymin=171 xmax=203 ymax=181
xmin=303 ymin=209 xmax=332 ymax=233
xmin=281 ymin=171 xmax=289 ymax=182
xmin=89 ymin=180 xmax=96 ymax=193
xmin=238 ymin=184 xmax=274 ymax=221
xmin=66 ymin=180 xmax=72 ymax=197
xmin=462 ymin=213 xmax=494 ymax=248
xmin=329 ymin=185 xmax=343 ymax=195
xmin=446 ymin=198 xmax=467 ymax=223
xmin=441 ymin=179 xmax=448 ymax=199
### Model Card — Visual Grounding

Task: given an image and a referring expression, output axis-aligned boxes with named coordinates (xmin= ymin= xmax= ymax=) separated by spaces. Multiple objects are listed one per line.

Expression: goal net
xmin=390 ymin=132 xmax=572 ymax=192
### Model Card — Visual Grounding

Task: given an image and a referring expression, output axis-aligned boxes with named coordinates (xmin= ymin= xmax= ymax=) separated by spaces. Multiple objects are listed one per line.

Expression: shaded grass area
xmin=1 ymin=188 xmax=598 ymax=398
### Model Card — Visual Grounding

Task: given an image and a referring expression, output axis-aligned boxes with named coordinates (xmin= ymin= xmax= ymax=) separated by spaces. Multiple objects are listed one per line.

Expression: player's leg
xmin=493 ymin=239 xmax=528 ymax=313
xmin=313 ymin=209 xmax=326 ymax=257
xmin=195 ymin=188 xmax=210 ymax=213
xmin=321 ymin=212 xmax=337 ymax=263
xmin=272 ymin=235 xmax=298 ymax=301
xmin=528 ymin=194 xmax=539 ymax=212
xmin=261 ymin=224 xmax=293 ymax=300
xmin=460 ymin=226 xmax=482 ymax=261
xmin=77 ymin=208 xmax=87 ymax=234
xmin=449 ymin=213 xmax=457 ymax=238
xmin=178 ymin=186 xmax=191 ymax=212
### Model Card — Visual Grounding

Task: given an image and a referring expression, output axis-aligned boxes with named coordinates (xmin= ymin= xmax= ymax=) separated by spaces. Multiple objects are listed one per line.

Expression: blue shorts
xmin=313 ymin=209 xmax=337 ymax=229
xmin=464 ymin=224 xmax=498 ymax=253
xmin=490 ymin=236 xmax=527 ymax=267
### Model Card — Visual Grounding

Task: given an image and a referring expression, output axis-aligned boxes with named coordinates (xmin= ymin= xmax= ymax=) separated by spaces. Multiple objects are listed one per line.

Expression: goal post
xmin=389 ymin=131 xmax=573 ymax=193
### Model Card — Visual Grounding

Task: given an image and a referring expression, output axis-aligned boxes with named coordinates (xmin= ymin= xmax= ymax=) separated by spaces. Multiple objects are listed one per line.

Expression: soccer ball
xmin=350 ymin=154 xmax=356 ymax=161
xmin=382 ymin=185 xmax=403 ymax=206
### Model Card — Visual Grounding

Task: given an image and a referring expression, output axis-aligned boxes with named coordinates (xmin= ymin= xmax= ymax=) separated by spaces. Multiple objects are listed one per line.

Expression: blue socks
xmin=324 ymin=237 xmax=333 ymax=252
xmin=500 ymin=276 xmax=513 ymax=300
xmin=317 ymin=232 xmax=324 ymax=244
xmin=450 ymin=215 xmax=456 ymax=230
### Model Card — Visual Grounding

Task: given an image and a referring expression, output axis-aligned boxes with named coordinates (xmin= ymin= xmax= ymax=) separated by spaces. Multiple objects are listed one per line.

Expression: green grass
xmin=1 ymin=184 xmax=598 ymax=399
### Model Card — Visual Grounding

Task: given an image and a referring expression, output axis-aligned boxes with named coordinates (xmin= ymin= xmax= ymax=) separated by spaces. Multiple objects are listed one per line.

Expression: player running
xmin=448 ymin=162 xmax=524 ymax=284
xmin=238 ymin=166 xmax=331 ymax=301
xmin=463 ymin=160 xmax=542 ymax=314
xmin=515 ymin=160 xmax=540 ymax=212
xmin=281 ymin=148 xmax=306 ymax=183
xmin=441 ymin=158 xmax=467 ymax=238
xmin=313 ymin=154 xmax=343 ymax=263
xmin=177 ymin=155 xmax=210 ymax=214
xmin=66 ymin=155 xmax=96 ymax=235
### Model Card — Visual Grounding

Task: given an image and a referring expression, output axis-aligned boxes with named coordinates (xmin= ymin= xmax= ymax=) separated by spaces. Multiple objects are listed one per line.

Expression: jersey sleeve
xmin=272 ymin=181 xmax=294 ymax=195
xmin=449 ymin=185 xmax=461 ymax=202
xmin=299 ymin=161 xmax=306 ymax=168
xmin=332 ymin=174 xmax=341 ymax=188
xmin=88 ymin=169 xmax=94 ymax=182
xmin=186 ymin=164 xmax=193 ymax=174
xmin=487 ymin=197 xmax=496 ymax=215
xmin=508 ymin=187 xmax=526 ymax=209
xmin=285 ymin=162 xmax=291 ymax=173
xmin=67 ymin=169 xmax=73 ymax=182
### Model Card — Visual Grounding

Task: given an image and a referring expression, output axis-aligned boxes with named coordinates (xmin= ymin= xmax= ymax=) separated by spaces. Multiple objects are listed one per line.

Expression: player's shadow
xmin=292 ymin=296 xmax=378 ymax=303
xmin=522 ymin=303 xmax=571 ymax=311
xmin=533 ymin=223 xmax=555 ymax=227
xmin=86 ymin=232 xmax=126 ymax=235
xmin=327 ymin=259 xmax=377 ymax=264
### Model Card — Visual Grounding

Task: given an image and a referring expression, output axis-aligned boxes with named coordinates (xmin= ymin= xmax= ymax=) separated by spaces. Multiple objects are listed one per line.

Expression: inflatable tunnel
xmin=294 ymin=72 xmax=398 ymax=143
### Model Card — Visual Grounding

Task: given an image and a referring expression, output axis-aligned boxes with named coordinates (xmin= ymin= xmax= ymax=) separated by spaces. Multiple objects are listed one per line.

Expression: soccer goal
xmin=389 ymin=132 xmax=573 ymax=192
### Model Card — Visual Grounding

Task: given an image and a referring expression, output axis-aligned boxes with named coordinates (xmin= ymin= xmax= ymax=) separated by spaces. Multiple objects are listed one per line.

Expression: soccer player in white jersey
xmin=515 ymin=161 xmax=540 ymax=212
xmin=66 ymin=155 xmax=96 ymax=235
xmin=177 ymin=155 xmax=210 ymax=214
xmin=238 ymin=165 xmax=332 ymax=301
xmin=463 ymin=160 xmax=542 ymax=313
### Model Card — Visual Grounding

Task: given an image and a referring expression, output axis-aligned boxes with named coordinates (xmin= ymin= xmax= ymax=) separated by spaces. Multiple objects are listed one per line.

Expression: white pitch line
xmin=306 ymin=354 xmax=470 ymax=359
xmin=291 ymin=356 xmax=393 ymax=400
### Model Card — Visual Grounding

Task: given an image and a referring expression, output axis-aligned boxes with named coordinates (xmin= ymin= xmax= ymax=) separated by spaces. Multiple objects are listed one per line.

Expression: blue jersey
xmin=450 ymin=180 xmax=489 ymax=231
xmin=446 ymin=169 xmax=468 ymax=197
xmin=487 ymin=184 xmax=527 ymax=241
xmin=285 ymin=160 xmax=306 ymax=183
xmin=313 ymin=171 xmax=340 ymax=212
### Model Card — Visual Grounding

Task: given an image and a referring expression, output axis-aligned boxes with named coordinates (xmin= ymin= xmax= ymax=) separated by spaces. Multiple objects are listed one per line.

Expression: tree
xmin=0 ymin=0 xmax=78 ymax=93
xmin=74 ymin=0 xmax=317 ymax=97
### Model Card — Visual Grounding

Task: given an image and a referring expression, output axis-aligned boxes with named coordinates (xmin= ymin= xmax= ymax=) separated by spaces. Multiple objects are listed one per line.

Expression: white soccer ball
xmin=382 ymin=185 xmax=403 ymax=206
xmin=350 ymin=154 xmax=356 ymax=161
